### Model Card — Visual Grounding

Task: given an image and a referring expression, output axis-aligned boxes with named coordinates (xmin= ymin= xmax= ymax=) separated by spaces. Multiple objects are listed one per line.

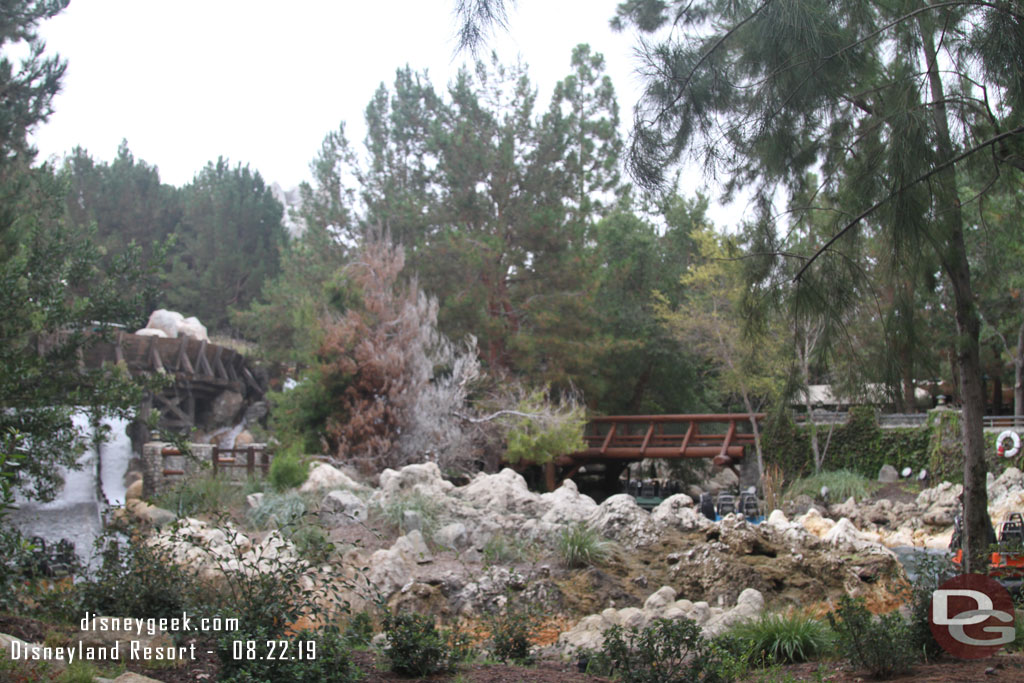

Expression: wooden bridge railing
xmin=543 ymin=413 xmax=764 ymax=492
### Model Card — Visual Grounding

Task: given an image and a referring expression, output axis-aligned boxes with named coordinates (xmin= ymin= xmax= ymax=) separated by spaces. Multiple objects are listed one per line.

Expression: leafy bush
xmin=727 ymin=612 xmax=833 ymax=666
xmin=289 ymin=523 xmax=335 ymax=564
xmin=585 ymin=617 xmax=742 ymax=682
xmin=501 ymin=386 xmax=587 ymax=465
xmin=827 ymin=595 xmax=916 ymax=678
xmin=557 ymin=523 xmax=609 ymax=568
xmin=902 ymin=551 xmax=954 ymax=659
xmin=342 ymin=611 xmax=376 ymax=647
xmin=78 ymin=532 xmax=194 ymax=621
xmin=382 ymin=612 xmax=473 ymax=677
xmin=484 ymin=596 xmax=540 ymax=664
xmin=268 ymin=444 xmax=309 ymax=491
xmin=787 ymin=469 xmax=875 ymax=502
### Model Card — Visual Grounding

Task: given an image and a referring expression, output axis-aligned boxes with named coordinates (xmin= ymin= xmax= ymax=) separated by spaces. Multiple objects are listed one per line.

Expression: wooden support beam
xmin=600 ymin=423 xmax=617 ymax=455
xmin=639 ymin=422 xmax=655 ymax=456
xmin=678 ymin=421 xmax=696 ymax=455
xmin=148 ymin=337 xmax=165 ymax=375
xmin=213 ymin=346 xmax=227 ymax=380
xmin=176 ymin=337 xmax=195 ymax=375
xmin=195 ymin=340 xmax=214 ymax=376
xmin=718 ymin=420 xmax=737 ymax=459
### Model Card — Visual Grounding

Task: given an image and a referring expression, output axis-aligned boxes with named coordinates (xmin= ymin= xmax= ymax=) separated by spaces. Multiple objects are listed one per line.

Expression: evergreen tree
xmin=168 ymin=158 xmax=287 ymax=333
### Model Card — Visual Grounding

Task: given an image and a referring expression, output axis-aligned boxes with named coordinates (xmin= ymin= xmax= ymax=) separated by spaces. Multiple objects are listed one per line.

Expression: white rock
xmin=321 ymin=489 xmax=368 ymax=522
xmin=766 ymin=509 xmax=789 ymax=527
xmin=643 ymin=585 xmax=678 ymax=612
xmin=134 ymin=327 xmax=168 ymax=337
xmin=436 ymin=522 xmax=469 ymax=549
xmin=588 ymin=494 xmax=660 ymax=547
xmin=178 ymin=316 xmax=209 ymax=341
xmin=457 ymin=468 xmax=541 ymax=516
xmin=146 ymin=309 xmax=185 ymax=338
xmin=540 ymin=478 xmax=598 ymax=524
xmin=300 ymin=463 xmax=366 ymax=494
xmin=651 ymin=494 xmax=709 ymax=531
xmin=378 ymin=462 xmax=453 ymax=501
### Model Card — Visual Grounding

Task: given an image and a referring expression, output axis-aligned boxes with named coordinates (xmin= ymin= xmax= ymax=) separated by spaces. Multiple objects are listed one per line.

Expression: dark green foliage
xmin=903 ymin=552 xmax=955 ymax=660
xmin=77 ymin=532 xmax=192 ymax=621
xmin=268 ymin=445 xmax=309 ymax=491
xmin=763 ymin=408 xmax=930 ymax=480
xmin=484 ymin=596 xmax=540 ymax=664
xmin=827 ymin=595 xmax=916 ymax=678
xmin=167 ymin=158 xmax=287 ymax=334
xmin=727 ymin=612 xmax=833 ymax=666
xmin=381 ymin=612 xmax=473 ymax=677
xmin=342 ymin=611 xmax=375 ymax=647
xmin=585 ymin=617 xmax=741 ymax=683
xmin=217 ymin=627 xmax=362 ymax=683
xmin=267 ymin=367 xmax=343 ymax=455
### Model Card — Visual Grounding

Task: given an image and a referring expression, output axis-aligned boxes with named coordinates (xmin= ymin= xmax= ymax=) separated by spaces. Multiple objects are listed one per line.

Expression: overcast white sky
xmin=30 ymin=1 xmax=741 ymax=226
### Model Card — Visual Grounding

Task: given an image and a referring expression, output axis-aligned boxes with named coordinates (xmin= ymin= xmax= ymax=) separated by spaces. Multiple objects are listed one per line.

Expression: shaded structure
xmin=545 ymin=413 xmax=764 ymax=492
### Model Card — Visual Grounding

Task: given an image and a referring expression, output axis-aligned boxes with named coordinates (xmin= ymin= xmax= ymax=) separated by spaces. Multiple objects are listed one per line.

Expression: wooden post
xmin=212 ymin=446 xmax=220 ymax=475
xmin=544 ymin=461 xmax=557 ymax=492
xmin=246 ymin=446 xmax=255 ymax=477
xmin=260 ymin=448 xmax=269 ymax=475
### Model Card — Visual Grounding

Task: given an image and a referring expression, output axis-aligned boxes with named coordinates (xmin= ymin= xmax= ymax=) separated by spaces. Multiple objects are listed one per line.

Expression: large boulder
xmin=540 ymin=479 xmax=598 ymax=525
xmin=210 ymin=390 xmax=245 ymax=427
xmin=378 ymin=462 xmax=454 ymax=502
xmin=300 ymin=463 xmax=366 ymax=494
xmin=587 ymin=494 xmax=660 ymax=548
xmin=456 ymin=468 xmax=542 ymax=516
xmin=877 ymin=464 xmax=899 ymax=483
xmin=145 ymin=309 xmax=185 ymax=338
xmin=651 ymin=494 xmax=710 ymax=531
xmin=178 ymin=316 xmax=209 ymax=341
xmin=321 ymin=489 xmax=368 ymax=523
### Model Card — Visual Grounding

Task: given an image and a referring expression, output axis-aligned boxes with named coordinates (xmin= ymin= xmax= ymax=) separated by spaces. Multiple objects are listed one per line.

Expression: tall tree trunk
xmin=919 ymin=19 xmax=993 ymax=570
xmin=1015 ymin=317 xmax=1024 ymax=423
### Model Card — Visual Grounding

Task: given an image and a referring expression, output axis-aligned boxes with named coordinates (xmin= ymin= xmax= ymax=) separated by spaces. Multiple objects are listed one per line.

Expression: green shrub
xmin=727 ymin=612 xmax=833 ymax=666
xmin=289 ymin=523 xmax=334 ymax=564
xmin=786 ymin=469 xmax=875 ymax=502
xmin=585 ymin=617 xmax=742 ymax=682
xmin=55 ymin=660 xmax=101 ymax=683
xmin=78 ymin=531 xmax=194 ymax=621
xmin=268 ymin=445 xmax=309 ymax=491
xmin=557 ymin=523 xmax=609 ymax=568
xmin=154 ymin=473 xmax=248 ymax=517
xmin=247 ymin=490 xmax=308 ymax=529
xmin=827 ymin=595 xmax=916 ymax=678
xmin=382 ymin=612 xmax=473 ymax=677
xmin=902 ymin=552 xmax=953 ymax=659
xmin=342 ymin=611 xmax=376 ymax=647
xmin=379 ymin=490 xmax=441 ymax=541
xmin=484 ymin=596 xmax=540 ymax=664
xmin=501 ymin=386 xmax=587 ymax=465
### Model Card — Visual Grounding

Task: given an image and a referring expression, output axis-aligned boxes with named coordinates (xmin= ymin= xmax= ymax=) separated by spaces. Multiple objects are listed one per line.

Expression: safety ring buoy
xmin=996 ymin=430 xmax=1021 ymax=458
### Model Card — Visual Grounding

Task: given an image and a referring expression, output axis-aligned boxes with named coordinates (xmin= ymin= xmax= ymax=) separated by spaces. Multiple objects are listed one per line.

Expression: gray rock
xmin=321 ymin=489 xmax=367 ymax=523
xmin=878 ymin=464 xmax=899 ymax=483
xmin=210 ymin=390 xmax=245 ymax=426
xmin=436 ymin=522 xmax=469 ymax=549
xmin=246 ymin=492 xmax=264 ymax=509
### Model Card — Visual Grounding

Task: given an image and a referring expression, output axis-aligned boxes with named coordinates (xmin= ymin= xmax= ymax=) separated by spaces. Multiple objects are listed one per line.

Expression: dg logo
xmin=930 ymin=573 xmax=1016 ymax=659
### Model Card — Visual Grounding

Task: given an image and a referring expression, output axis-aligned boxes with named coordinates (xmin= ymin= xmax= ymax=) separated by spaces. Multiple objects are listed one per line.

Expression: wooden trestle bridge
xmin=542 ymin=413 xmax=764 ymax=491
xmin=81 ymin=332 xmax=267 ymax=449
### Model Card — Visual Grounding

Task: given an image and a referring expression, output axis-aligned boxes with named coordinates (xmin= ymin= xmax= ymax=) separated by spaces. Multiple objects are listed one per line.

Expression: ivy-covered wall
xmin=763 ymin=406 xmax=1021 ymax=483
xmin=762 ymin=406 xmax=931 ymax=480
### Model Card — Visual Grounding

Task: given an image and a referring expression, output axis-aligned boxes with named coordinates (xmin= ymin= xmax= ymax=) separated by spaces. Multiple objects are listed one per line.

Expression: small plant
xmin=557 ymin=523 xmax=608 ymax=568
xmin=902 ymin=551 xmax=954 ymax=659
xmin=268 ymin=444 xmax=309 ymax=491
xmin=343 ymin=610 xmax=376 ymax=647
xmin=289 ymin=523 xmax=334 ymax=564
xmin=382 ymin=612 xmax=473 ymax=677
xmin=728 ymin=611 xmax=833 ymax=666
xmin=484 ymin=595 xmax=540 ymax=664
xmin=247 ymin=490 xmax=308 ymax=529
xmin=218 ymin=626 xmax=362 ymax=683
xmin=585 ymin=617 xmax=741 ymax=683
xmin=762 ymin=463 xmax=784 ymax=513
xmin=827 ymin=594 xmax=916 ymax=678
xmin=787 ymin=469 xmax=875 ymax=502
xmin=153 ymin=472 xmax=247 ymax=517
xmin=379 ymin=490 xmax=441 ymax=541
xmin=482 ymin=532 xmax=534 ymax=564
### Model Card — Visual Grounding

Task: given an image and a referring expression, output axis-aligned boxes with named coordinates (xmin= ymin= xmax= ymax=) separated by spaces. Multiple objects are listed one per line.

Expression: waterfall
xmin=8 ymin=410 xmax=133 ymax=567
